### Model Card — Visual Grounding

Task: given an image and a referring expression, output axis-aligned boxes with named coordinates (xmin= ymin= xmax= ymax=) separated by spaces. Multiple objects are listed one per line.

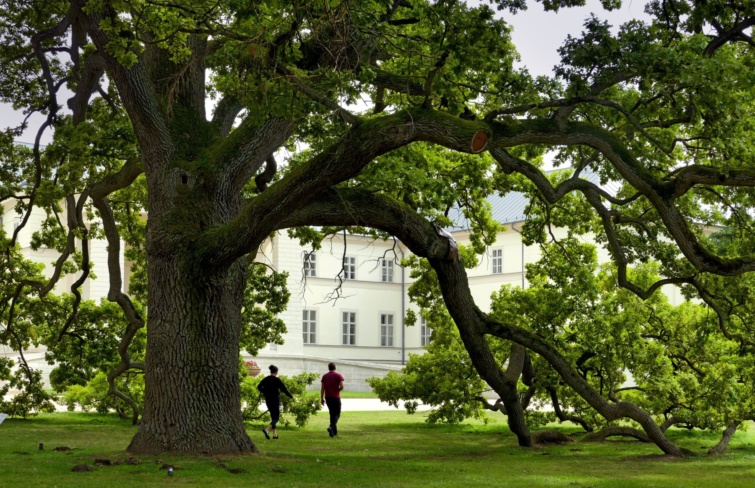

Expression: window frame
xmin=342 ymin=311 xmax=357 ymax=345
xmin=343 ymin=256 xmax=356 ymax=280
xmin=380 ymin=313 xmax=394 ymax=347
xmin=304 ymin=253 xmax=317 ymax=277
xmin=381 ymin=259 xmax=394 ymax=282
xmin=420 ymin=317 xmax=432 ymax=347
xmin=492 ymin=248 xmax=503 ymax=274
xmin=302 ymin=309 xmax=317 ymax=345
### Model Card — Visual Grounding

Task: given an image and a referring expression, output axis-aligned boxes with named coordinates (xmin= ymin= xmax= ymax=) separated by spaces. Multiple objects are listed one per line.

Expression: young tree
xmin=2 ymin=0 xmax=755 ymax=456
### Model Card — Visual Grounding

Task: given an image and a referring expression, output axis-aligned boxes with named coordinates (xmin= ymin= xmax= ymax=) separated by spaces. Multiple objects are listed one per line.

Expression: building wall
xmin=256 ymin=232 xmax=424 ymax=365
xmin=249 ymin=354 xmax=403 ymax=393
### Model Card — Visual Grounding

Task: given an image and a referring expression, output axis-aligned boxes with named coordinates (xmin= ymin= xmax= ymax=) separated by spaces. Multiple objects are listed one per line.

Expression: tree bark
xmin=127 ymin=251 xmax=256 ymax=454
xmin=428 ymin=258 xmax=532 ymax=447
xmin=708 ymin=421 xmax=741 ymax=456
xmin=581 ymin=426 xmax=651 ymax=443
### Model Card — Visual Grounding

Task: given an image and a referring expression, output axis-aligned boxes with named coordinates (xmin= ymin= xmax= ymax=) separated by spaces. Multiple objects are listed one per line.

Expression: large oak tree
xmin=2 ymin=0 xmax=755 ymax=456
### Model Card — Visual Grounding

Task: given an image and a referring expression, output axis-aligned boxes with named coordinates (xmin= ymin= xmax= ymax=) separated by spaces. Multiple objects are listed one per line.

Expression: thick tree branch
xmin=67 ymin=52 xmax=107 ymax=124
xmin=89 ymin=157 xmax=144 ymax=200
xmin=286 ymin=190 xmax=687 ymax=455
xmin=546 ymin=386 xmax=594 ymax=433
xmin=373 ymin=69 xmax=426 ymax=97
xmin=274 ymin=188 xmax=530 ymax=445
xmin=90 ymin=195 xmax=145 ymax=425
xmin=203 ymin=108 xmax=491 ymax=268
xmin=286 ymin=189 xmax=688 ymax=455
xmin=71 ymin=0 xmax=174 ymax=173
xmin=214 ymin=116 xmax=296 ymax=197
xmin=487 ymin=120 xmax=755 ymax=276
xmin=211 ymin=96 xmax=244 ymax=137
xmin=704 ymin=18 xmax=755 ymax=56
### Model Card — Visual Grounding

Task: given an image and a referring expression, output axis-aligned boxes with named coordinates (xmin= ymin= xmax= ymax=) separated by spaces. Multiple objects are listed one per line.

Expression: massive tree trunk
xmin=128 ymin=247 xmax=256 ymax=454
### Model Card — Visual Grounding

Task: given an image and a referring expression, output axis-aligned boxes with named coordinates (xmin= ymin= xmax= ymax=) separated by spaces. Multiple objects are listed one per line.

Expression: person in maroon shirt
xmin=320 ymin=362 xmax=345 ymax=437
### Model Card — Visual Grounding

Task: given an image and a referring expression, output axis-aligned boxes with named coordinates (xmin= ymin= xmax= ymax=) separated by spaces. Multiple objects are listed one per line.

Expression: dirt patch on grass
xmin=623 ymin=454 xmax=687 ymax=463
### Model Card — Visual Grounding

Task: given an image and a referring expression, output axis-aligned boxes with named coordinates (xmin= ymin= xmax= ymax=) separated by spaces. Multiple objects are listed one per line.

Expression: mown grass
xmin=303 ymin=390 xmax=378 ymax=399
xmin=1 ymin=409 xmax=754 ymax=487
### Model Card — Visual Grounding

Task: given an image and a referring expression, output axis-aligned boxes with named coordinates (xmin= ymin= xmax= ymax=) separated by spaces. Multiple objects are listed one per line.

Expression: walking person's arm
xmin=320 ymin=381 xmax=326 ymax=406
xmin=279 ymin=378 xmax=294 ymax=400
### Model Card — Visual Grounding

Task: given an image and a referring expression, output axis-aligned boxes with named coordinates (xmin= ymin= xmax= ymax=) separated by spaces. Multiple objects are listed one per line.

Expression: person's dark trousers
xmin=325 ymin=397 xmax=342 ymax=435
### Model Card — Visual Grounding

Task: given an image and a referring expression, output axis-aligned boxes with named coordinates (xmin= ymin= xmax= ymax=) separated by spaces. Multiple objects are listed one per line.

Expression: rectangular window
xmin=381 ymin=259 xmax=394 ymax=282
xmin=421 ymin=317 xmax=432 ymax=346
xmin=302 ymin=309 xmax=317 ymax=344
xmin=304 ymin=253 xmax=317 ymax=277
xmin=492 ymin=248 xmax=503 ymax=274
xmin=380 ymin=313 xmax=394 ymax=347
xmin=343 ymin=256 xmax=356 ymax=280
xmin=342 ymin=311 xmax=356 ymax=345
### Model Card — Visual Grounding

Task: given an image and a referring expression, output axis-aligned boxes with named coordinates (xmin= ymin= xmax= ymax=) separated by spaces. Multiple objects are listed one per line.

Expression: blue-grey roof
xmin=447 ymin=168 xmax=622 ymax=230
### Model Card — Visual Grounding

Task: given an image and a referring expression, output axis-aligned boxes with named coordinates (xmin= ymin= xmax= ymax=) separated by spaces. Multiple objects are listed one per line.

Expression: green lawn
xmin=1 ymin=410 xmax=754 ymax=487
xmin=304 ymin=390 xmax=378 ymax=399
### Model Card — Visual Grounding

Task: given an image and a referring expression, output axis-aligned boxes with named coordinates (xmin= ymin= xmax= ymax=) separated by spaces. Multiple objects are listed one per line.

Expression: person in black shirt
xmin=257 ymin=364 xmax=294 ymax=439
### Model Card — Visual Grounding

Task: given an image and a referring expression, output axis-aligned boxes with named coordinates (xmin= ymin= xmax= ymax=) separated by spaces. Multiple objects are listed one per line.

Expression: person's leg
xmin=262 ymin=400 xmax=272 ymax=438
xmin=325 ymin=397 xmax=336 ymax=434
xmin=326 ymin=397 xmax=342 ymax=436
xmin=269 ymin=403 xmax=280 ymax=438
xmin=324 ymin=398 xmax=334 ymax=436
xmin=332 ymin=398 xmax=341 ymax=435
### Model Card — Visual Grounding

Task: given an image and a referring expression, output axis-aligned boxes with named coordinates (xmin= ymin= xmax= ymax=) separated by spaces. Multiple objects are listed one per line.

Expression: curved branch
xmin=660 ymin=415 xmax=682 ymax=432
xmin=274 ymin=188 xmax=687 ymax=455
xmin=581 ymin=426 xmax=652 ymax=443
xmin=707 ymin=421 xmax=742 ymax=456
xmin=255 ymin=154 xmax=278 ymax=192
xmin=704 ymin=18 xmax=755 ymax=56
xmin=203 ymin=108 xmax=491 ymax=269
xmin=277 ymin=65 xmax=360 ymax=126
xmin=477 ymin=396 xmax=505 ymax=413
xmin=57 ymin=191 xmax=92 ymax=341
xmin=488 ymin=119 xmax=755 ymax=277
xmin=273 ymin=188 xmax=530 ymax=446
xmin=89 ymin=157 xmax=144 ymax=200
xmin=546 ymin=386 xmax=594 ymax=433
xmin=89 ymin=195 xmax=145 ymax=425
